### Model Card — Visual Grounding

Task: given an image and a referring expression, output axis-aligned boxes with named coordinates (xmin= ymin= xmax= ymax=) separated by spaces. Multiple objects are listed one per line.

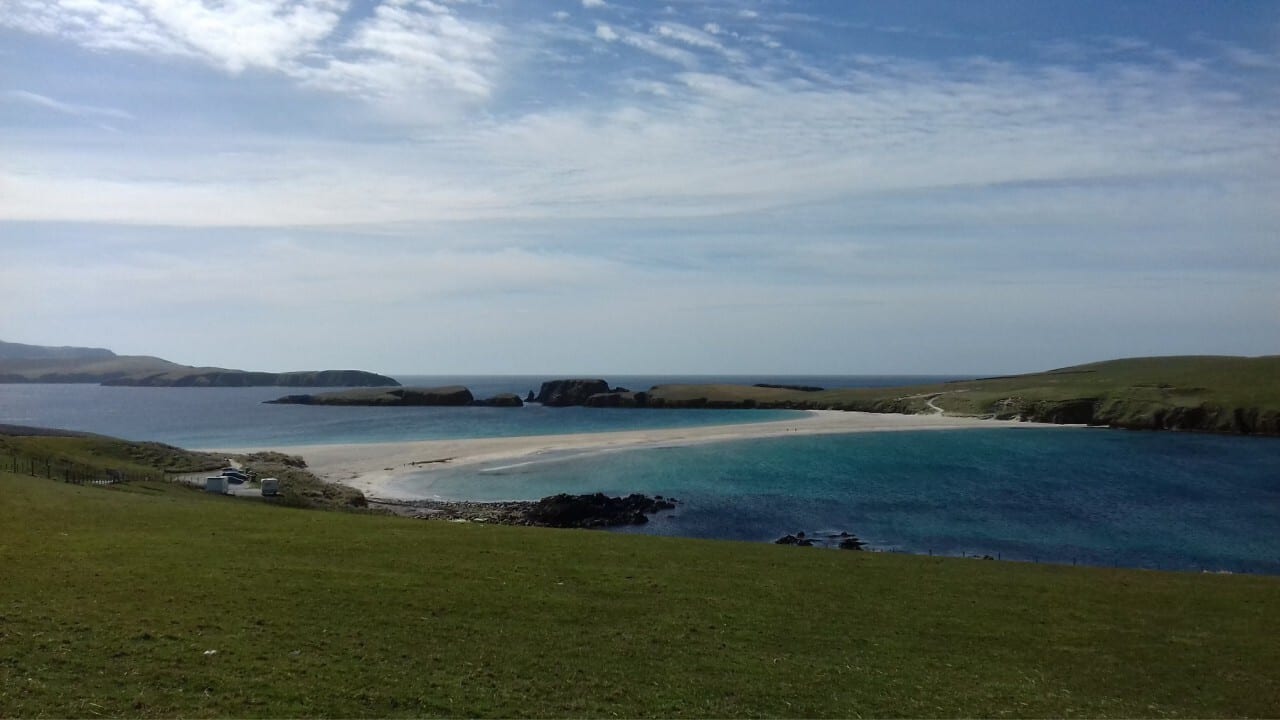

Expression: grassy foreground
xmin=3 ymin=474 xmax=1279 ymax=718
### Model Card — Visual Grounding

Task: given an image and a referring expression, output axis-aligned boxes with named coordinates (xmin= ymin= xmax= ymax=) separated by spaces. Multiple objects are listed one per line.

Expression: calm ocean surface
xmin=0 ymin=375 xmax=951 ymax=448
xmin=3 ymin=376 xmax=1278 ymax=574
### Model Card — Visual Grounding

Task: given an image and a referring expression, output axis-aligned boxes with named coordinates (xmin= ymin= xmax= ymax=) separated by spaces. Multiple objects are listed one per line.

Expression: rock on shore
xmin=370 ymin=492 xmax=678 ymax=528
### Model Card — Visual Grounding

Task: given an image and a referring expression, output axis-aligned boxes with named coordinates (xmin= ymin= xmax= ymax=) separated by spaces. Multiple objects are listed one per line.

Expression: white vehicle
xmin=260 ymin=477 xmax=280 ymax=497
xmin=204 ymin=476 xmax=228 ymax=494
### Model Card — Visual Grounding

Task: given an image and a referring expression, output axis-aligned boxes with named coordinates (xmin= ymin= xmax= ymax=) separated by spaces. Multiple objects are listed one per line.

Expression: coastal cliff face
xmin=1010 ymin=398 xmax=1280 ymax=435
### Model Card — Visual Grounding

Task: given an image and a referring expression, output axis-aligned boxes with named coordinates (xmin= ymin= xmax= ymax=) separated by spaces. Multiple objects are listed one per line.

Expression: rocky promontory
xmin=105 ymin=369 xmax=400 ymax=387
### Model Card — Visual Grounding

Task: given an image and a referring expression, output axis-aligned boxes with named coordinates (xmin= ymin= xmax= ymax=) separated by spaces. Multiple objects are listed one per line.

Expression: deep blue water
xmin=0 ymin=375 xmax=956 ymax=448
xmin=0 ymin=382 xmax=806 ymax=448
xmin=403 ymin=428 xmax=1280 ymax=575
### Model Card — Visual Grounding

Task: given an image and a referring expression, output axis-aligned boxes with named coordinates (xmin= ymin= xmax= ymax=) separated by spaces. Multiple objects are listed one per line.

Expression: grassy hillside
xmin=0 ymin=428 xmax=364 ymax=510
xmin=647 ymin=355 xmax=1280 ymax=435
xmin=3 ymin=471 xmax=1279 ymax=717
xmin=0 ymin=340 xmax=399 ymax=387
xmin=0 ymin=427 xmax=226 ymax=480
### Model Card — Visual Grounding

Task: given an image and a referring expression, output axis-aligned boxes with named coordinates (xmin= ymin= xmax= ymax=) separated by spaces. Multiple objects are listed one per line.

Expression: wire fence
xmin=4 ymin=452 xmax=168 ymax=486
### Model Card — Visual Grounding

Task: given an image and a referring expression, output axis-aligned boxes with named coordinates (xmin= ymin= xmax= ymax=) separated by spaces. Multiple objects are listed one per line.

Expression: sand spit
xmin=218 ymin=411 xmax=1062 ymax=500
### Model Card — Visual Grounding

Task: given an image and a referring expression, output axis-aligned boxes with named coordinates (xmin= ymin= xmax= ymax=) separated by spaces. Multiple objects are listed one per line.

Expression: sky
xmin=1 ymin=0 xmax=1278 ymax=375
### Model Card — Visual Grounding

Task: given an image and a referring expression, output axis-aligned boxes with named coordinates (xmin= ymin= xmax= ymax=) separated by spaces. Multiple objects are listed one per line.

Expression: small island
xmin=267 ymin=386 xmax=523 ymax=407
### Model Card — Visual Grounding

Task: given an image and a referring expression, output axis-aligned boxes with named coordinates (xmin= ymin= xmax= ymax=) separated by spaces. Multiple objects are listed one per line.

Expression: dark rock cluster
xmin=535 ymin=379 xmax=612 ymax=406
xmin=526 ymin=493 xmax=677 ymax=528
xmin=370 ymin=492 xmax=678 ymax=529
xmin=775 ymin=531 xmax=865 ymax=550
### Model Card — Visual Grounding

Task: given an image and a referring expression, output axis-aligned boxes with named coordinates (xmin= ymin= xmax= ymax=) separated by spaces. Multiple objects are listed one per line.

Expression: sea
xmin=3 ymin=374 xmax=1278 ymax=575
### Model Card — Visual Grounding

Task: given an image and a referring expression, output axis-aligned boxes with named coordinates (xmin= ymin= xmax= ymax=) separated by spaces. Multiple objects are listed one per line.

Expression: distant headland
xmin=267 ymin=356 xmax=1280 ymax=436
xmin=0 ymin=340 xmax=398 ymax=388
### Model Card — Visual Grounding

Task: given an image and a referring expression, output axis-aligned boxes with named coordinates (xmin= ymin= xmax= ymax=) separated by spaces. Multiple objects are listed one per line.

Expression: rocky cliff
xmin=1008 ymin=398 xmax=1280 ymax=435
xmin=535 ymin=379 xmax=612 ymax=406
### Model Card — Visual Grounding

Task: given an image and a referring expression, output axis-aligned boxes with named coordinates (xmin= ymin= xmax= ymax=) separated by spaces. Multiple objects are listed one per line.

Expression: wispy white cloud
xmin=3 ymin=0 xmax=1279 ymax=373
xmin=605 ymin=26 xmax=699 ymax=67
xmin=0 ymin=0 xmax=498 ymax=107
xmin=139 ymin=0 xmax=347 ymax=73
xmin=3 ymin=90 xmax=134 ymax=120
xmin=297 ymin=1 xmax=498 ymax=100
xmin=581 ymin=0 xmax=606 ymax=8
xmin=654 ymin=22 xmax=745 ymax=63
xmin=0 ymin=0 xmax=347 ymax=72
xmin=5 ymin=47 xmax=1275 ymax=237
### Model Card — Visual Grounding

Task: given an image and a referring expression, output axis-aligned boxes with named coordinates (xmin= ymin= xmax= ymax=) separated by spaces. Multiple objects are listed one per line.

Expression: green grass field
xmin=3 ymin=469 xmax=1279 ymax=718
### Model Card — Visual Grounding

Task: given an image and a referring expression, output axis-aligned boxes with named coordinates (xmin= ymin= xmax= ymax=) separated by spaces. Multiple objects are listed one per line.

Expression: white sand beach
xmin=221 ymin=411 xmax=1048 ymax=500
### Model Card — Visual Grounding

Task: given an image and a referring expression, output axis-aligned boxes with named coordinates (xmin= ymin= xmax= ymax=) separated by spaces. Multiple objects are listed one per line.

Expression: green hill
xmin=646 ymin=355 xmax=1280 ymax=435
xmin=0 ymin=339 xmax=399 ymax=387
xmin=2 ymin=432 xmax=1278 ymax=717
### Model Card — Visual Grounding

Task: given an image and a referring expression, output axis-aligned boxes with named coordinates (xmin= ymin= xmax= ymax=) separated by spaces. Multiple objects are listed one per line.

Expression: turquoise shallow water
xmin=404 ymin=428 xmax=1280 ymax=574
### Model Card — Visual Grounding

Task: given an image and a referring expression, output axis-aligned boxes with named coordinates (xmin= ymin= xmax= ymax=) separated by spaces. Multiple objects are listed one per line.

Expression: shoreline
xmin=218 ymin=410 xmax=1065 ymax=500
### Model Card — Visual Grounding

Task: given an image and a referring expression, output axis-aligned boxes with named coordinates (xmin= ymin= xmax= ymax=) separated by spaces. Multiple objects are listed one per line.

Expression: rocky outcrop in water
xmin=474 ymin=393 xmax=525 ymax=407
xmin=535 ymin=379 xmax=611 ymax=406
xmin=526 ymin=493 xmax=676 ymax=528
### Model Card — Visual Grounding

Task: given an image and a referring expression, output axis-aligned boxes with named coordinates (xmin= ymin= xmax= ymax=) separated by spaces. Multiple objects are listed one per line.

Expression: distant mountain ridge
xmin=0 ymin=340 xmax=399 ymax=388
xmin=0 ymin=340 xmax=116 ymax=362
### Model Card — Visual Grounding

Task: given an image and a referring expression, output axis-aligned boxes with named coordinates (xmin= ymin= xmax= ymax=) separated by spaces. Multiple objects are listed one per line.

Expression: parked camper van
xmin=260 ymin=478 xmax=280 ymax=497
xmin=204 ymin=476 xmax=228 ymax=494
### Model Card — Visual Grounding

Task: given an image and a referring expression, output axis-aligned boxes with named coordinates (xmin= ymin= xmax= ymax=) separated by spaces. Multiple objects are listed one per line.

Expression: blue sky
xmin=1 ymin=0 xmax=1277 ymax=375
